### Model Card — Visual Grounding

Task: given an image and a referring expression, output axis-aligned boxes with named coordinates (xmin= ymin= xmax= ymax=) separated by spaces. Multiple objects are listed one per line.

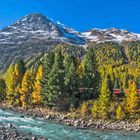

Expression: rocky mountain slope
xmin=0 ymin=13 xmax=85 ymax=70
xmin=0 ymin=13 xmax=140 ymax=71
xmin=82 ymin=28 xmax=140 ymax=44
xmin=1 ymin=13 xmax=140 ymax=48
xmin=0 ymin=13 xmax=85 ymax=46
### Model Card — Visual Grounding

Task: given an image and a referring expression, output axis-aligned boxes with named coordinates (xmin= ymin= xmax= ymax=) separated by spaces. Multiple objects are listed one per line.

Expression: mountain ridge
xmin=0 ymin=13 xmax=85 ymax=46
xmin=0 ymin=13 xmax=139 ymax=71
xmin=1 ymin=13 xmax=140 ymax=46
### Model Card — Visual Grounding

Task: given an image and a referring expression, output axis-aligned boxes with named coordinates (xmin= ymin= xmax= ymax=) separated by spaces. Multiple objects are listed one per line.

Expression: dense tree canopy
xmin=1 ymin=42 xmax=140 ymax=120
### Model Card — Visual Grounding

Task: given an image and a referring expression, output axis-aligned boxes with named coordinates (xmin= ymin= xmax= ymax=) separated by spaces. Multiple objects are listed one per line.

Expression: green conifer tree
xmin=82 ymin=48 xmax=100 ymax=100
xmin=41 ymin=52 xmax=54 ymax=106
xmin=65 ymin=59 xmax=79 ymax=108
xmin=47 ymin=49 xmax=66 ymax=110
xmin=0 ymin=77 xmax=6 ymax=101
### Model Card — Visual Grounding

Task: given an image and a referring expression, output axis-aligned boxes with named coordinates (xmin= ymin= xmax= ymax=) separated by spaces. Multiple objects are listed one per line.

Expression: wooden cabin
xmin=137 ymin=89 xmax=140 ymax=94
xmin=113 ymin=89 xmax=140 ymax=95
xmin=113 ymin=89 xmax=120 ymax=95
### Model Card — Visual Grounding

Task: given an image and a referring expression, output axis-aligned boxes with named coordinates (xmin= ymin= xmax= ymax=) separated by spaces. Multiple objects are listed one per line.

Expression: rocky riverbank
xmin=0 ymin=103 xmax=140 ymax=133
xmin=0 ymin=124 xmax=47 ymax=140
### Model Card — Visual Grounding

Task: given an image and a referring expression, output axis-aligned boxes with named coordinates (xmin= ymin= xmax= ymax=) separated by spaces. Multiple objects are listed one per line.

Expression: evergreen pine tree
xmin=47 ymin=49 xmax=66 ymax=109
xmin=15 ymin=59 xmax=26 ymax=78
xmin=65 ymin=58 xmax=79 ymax=107
xmin=0 ymin=77 xmax=6 ymax=101
xmin=82 ymin=48 xmax=100 ymax=100
xmin=41 ymin=52 xmax=54 ymax=106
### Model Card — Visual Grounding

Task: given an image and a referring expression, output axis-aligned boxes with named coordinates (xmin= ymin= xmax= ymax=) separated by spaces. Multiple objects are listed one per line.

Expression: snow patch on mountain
xmin=81 ymin=28 xmax=140 ymax=43
xmin=50 ymin=18 xmax=85 ymax=45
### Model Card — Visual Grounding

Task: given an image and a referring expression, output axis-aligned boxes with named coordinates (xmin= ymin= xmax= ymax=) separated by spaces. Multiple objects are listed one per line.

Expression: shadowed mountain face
xmin=0 ymin=13 xmax=140 ymax=71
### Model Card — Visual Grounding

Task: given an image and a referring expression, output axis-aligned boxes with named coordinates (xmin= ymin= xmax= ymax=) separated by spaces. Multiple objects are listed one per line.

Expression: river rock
xmin=32 ymin=136 xmax=37 ymax=140
xmin=7 ymin=123 xmax=12 ymax=128
xmin=20 ymin=115 xmax=25 ymax=118
xmin=45 ymin=115 xmax=51 ymax=119
xmin=61 ymin=115 xmax=67 ymax=120
xmin=1 ymin=135 xmax=7 ymax=140
xmin=87 ymin=121 xmax=94 ymax=127
xmin=33 ymin=114 xmax=38 ymax=118
xmin=23 ymin=137 xmax=30 ymax=140
xmin=126 ymin=128 xmax=133 ymax=131
xmin=134 ymin=128 xmax=140 ymax=132
xmin=74 ymin=120 xmax=80 ymax=127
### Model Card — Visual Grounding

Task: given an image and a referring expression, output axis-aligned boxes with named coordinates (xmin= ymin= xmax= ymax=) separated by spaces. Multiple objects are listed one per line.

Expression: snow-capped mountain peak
xmin=2 ymin=13 xmax=62 ymax=37
xmin=0 ymin=13 xmax=85 ymax=46
xmin=0 ymin=13 xmax=140 ymax=48
xmin=81 ymin=28 xmax=140 ymax=43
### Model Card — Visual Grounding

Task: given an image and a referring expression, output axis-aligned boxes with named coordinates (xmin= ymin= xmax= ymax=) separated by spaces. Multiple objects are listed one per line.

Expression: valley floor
xmin=0 ymin=102 xmax=140 ymax=134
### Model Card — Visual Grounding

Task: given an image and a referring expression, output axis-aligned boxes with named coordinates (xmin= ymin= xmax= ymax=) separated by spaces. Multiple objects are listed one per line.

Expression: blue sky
xmin=0 ymin=0 xmax=140 ymax=32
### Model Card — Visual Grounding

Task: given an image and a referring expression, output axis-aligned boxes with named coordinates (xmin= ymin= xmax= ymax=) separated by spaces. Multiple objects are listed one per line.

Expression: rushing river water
xmin=0 ymin=109 xmax=139 ymax=140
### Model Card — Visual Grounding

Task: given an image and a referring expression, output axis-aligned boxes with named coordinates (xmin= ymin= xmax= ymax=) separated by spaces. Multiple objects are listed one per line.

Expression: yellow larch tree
xmin=116 ymin=104 xmax=125 ymax=120
xmin=125 ymin=80 xmax=139 ymax=115
xmin=32 ymin=65 xmax=43 ymax=105
xmin=4 ymin=64 xmax=17 ymax=104
xmin=20 ymin=70 xmax=33 ymax=108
